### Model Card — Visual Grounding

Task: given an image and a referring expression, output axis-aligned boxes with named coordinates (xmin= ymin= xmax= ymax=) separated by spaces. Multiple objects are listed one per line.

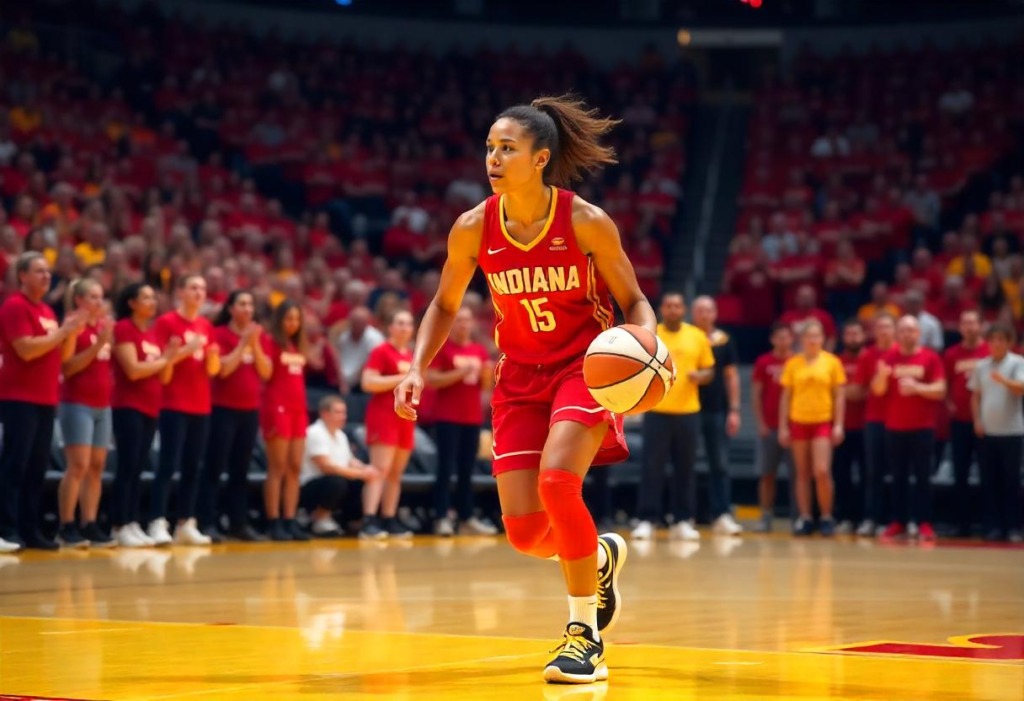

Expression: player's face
xmin=79 ymin=284 xmax=104 ymax=316
xmin=802 ymin=326 xmax=824 ymax=353
xmin=130 ymin=286 xmax=157 ymax=320
xmin=659 ymin=295 xmax=685 ymax=324
xmin=231 ymin=293 xmax=255 ymax=325
xmin=485 ymin=118 xmax=549 ymax=194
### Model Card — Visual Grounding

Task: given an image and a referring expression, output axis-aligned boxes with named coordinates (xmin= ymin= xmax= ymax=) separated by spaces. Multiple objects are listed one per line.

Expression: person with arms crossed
xmin=751 ymin=322 xmax=795 ymax=532
xmin=632 ymin=292 xmax=714 ymax=541
xmin=969 ymin=324 xmax=1024 ymax=543
xmin=393 ymin=95 xmax=654 ymax=684
xmin=779 ymin=320 xmax=847 ymax=536
xmin=301 ymin=395 xmax=381 ymax=537
xmin=0 ymin=252 xmax=85 ymax=551
xmin=871 ymin=315 xmax=946 ymax=541
xmin=692 ymin=295 xmax=744 ymax=535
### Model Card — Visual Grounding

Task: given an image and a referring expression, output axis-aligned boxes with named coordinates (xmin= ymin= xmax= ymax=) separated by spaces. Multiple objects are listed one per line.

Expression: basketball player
xmin=393 ymin=95 xmax=657 ymax=684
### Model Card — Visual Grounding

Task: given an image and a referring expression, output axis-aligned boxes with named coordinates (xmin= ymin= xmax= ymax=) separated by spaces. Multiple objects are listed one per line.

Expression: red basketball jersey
xmin=478 ymin=187 xmax=614 ymax=365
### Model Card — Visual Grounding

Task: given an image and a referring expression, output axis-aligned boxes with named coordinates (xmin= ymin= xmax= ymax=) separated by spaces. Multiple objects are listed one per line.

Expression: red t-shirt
xmin=431 ymin=340 xmax=489 ymax=425
xmin=752 ymin=351 xmax=789 ymax=430
xmin=879 ymin=347 xmax=945 ymax=431
xmin=211 ymin=326 xmax=263 ymax=411
xmin=0 ymin=293 xmax=61 ymax=406
xmin=154 ymin=311 xmax=215 ymax=415
xmin=263 ymin=337 xmax=307 ymax=412
xmin=61 ymin=322 xmax=113 ymax=408
xmin=365 ymin=342 xmax=413 ymax=422
xmin=853 ymin=344 xmax=895 ymax=424
xmin=943 ymin=341 xmax=990 ymax=423
xmin=839 ymin=349 xmax=865 ymax=430
xmin=111 ymin=318 xmax=164 ymax=418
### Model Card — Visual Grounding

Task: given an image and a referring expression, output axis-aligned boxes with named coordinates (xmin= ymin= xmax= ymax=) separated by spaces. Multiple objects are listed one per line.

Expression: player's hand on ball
xmin=394 ymin=370 xmax=424 ymax=421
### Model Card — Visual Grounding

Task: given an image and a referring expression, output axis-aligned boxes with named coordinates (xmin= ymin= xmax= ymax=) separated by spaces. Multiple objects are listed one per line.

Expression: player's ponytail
xmin=498 ymin=94 xmax=619 ymax=187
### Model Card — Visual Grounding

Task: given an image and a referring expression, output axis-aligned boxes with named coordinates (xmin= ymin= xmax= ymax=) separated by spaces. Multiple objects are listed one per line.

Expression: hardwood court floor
xmin=1 ymin=532 xmax=1022 ymax=700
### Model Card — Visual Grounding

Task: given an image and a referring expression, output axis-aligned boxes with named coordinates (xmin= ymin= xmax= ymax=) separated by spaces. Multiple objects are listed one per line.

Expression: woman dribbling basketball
xmin=393 ymin=94 xmax=656 ymax=684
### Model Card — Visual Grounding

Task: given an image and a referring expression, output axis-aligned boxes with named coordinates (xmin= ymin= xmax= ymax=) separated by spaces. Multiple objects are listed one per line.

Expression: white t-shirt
xmin=301 ymin=419 xmax=354 ymax=486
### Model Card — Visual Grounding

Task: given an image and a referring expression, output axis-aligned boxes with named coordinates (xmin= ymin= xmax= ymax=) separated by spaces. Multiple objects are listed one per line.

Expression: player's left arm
xmin=573 ymin=198 xmax=656 ymax=335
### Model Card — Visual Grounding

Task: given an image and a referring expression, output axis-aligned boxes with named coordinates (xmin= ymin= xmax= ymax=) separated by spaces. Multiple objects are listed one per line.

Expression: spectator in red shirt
xmin=0 ymin=252 xmax=85 ymax=551
xmin=834 ymin=320 xmax=867 ymax=531
xmin=780 ymin=285 xmax=837 ymax=351
xmin=425 ymin=307 xmax=495 ymax=536
xmin=200 ymin=290 xmax=272 ymax=542
xmin=149 ymin=274 xmax=221 ymax=546
xmin=871 ymin=315 xmax=947 ymax=541
xmin=109 ymin=283 xmax=178 ymax=548
xmin=943 ymin=310 xmax=989 ymax=537
xmin=56 ymin=279 xmax=115 ymax=549
xmin=360 ymin=309 xmax=416 ymax=540
xmin=824 ymin=240 xmax=865 ymax=324
xmin=850 ymin=313 xmax=896 ymax=536
xmin=751 ymin=322 xmax=795 ymax=533
xmin=261 ymin=300 xmax=311 ymax=542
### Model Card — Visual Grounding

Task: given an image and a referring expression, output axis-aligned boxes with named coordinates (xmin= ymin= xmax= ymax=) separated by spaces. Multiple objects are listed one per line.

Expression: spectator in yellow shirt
xmin=73 ymin=223 xmax=109 ymax=269
xmin=779 ymin=319 xmax=846 ymax=537
xmin=632 ymin=292 xmax=714 ymax=542
xmin=857 ymin=282 xmax=901 ymax=326
xmin=946 ymin=235 xmax=992 ymax=279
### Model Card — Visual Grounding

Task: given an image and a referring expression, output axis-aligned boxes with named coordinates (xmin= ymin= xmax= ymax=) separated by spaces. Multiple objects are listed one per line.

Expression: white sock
xmin=568 ymin=595 xmax=599 ymax=641
xmin=596 ymin=542 xmax=607 ymax=570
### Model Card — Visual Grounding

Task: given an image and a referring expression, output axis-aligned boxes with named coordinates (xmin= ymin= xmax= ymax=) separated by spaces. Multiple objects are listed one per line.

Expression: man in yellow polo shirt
xmin=632 ymin=292 xmax=714 ymax=541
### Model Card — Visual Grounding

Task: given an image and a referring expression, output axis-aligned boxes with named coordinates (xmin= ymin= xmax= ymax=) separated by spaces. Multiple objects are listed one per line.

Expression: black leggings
xmin=300 ymin=475 xmax=349 ymax=513
xmin=199 ymin=407 xmax=259 ymax=529
xmin=638 ymin=412 xmax=699 ymax=522
xmin=150 ymin=410 xmax=211 ymax=524
xmin=885 ymin=429 xmax=934 ymax=525
xmin=433 ymin=422 xmax=481 ymax=521
xmin=833 ymin=428 xmax=864 ymax=523
xmin=110 ymin=408 xmax=158 ymax=527
xmin=0 ymin=401 xmax=56 ymax=538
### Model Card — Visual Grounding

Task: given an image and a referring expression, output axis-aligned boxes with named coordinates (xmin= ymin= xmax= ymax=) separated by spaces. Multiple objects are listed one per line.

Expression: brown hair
xmin=497 ymin=94 xmax=620 ymax=187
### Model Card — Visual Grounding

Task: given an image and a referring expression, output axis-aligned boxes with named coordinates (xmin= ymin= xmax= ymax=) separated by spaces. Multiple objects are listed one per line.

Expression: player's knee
xmin=501 ymin=511 xmax=550 ymax=554
xmin=537 ymin=469 xmax=583 ymax=511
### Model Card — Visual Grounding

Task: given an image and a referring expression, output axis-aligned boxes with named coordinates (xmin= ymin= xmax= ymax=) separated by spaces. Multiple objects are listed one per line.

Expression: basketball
xmin=583 ymin=324 xmax=674 ymax=415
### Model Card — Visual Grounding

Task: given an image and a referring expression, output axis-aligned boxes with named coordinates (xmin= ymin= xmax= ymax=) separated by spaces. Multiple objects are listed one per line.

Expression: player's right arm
xmin=394 ymin=204 xmax=484 ymax=421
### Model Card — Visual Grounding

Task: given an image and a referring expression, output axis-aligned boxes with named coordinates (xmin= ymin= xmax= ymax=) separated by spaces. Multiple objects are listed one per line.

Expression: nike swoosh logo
xmin=487 ymin=247 xmax=507 ymax=255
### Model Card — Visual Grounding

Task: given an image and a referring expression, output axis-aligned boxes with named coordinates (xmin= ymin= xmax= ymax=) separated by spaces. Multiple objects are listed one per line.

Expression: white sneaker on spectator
xmin=311 ymin=516 xmax=342 ymax=537
xmin=669 ymin=521 xmax=701 ymax=541
xmin=148 ymin=518 xmax=173 ymax=546
xmin=835 ymin=520 xmax=854 ymax=535
xmin=907 ymin=522 xmax=920 ymax=539
xmin=0 ymin=536 xmax=21 ymax=553
xmin=130 ymin=522 xmax=156 ymax=546
xmin=460 ymin=517 xmax=497 ymax=535
xmin=173 ymin=518 xmax=212 ymax=546
xmin=712 ymin=514 xmax=743 ymax=536
xmin=855 ymin=520 xmax=875 ymax=537
xmin=631 ymin=520 xmax=654 ymax=540
xmin=114 ymin=525 xmax=146 ymax=548
xmin=434 ymin=518 xmax=455 ymax=537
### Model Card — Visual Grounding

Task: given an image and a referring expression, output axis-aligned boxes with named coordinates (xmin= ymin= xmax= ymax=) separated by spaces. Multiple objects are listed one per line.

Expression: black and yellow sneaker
xmin=596 ymin=533 xmax=627 ymax=634
xmin=543 ymin=622 xmax=608 ymax=684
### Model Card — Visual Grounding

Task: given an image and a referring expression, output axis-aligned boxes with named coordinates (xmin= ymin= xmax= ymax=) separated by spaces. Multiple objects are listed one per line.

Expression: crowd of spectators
xmin=720 ymin=38 xmax=1024 ymax=358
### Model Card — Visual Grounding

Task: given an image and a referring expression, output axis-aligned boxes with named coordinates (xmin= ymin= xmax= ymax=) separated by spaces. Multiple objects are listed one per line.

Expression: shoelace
xmin=550 ymin=631 xmax=598 ymax=663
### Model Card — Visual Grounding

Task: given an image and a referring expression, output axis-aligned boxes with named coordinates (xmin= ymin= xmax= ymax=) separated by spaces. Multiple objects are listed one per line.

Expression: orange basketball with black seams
xmin=583 ymin=324 xmax=674 ymax=415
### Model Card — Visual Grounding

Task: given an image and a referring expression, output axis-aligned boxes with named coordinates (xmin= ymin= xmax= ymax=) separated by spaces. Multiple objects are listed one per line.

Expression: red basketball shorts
xmin=490 ymin=354 xmax=628 ymax=476
xmin=261 ymin=404 xmax=308 ymax=440
xmin=366 ymin=399 xmax=416 ymax=450
xmin=789 ymin=421 xmax=832 ymax=441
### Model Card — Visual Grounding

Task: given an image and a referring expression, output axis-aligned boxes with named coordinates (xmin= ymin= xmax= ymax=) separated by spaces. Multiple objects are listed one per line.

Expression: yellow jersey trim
xmin=498 ymin=186 xmax=558 ymax=252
